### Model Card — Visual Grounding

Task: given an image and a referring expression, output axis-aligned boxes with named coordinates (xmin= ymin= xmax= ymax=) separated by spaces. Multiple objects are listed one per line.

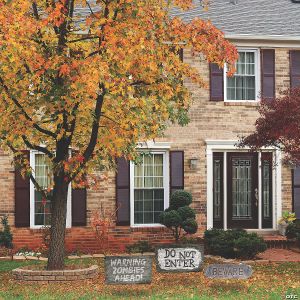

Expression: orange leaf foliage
xmin=0 ymin=0 xmax=237 ymax=184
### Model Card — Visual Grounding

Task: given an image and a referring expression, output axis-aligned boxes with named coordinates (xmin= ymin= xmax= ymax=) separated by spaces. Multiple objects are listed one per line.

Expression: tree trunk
xmin=47 ymin=174 xmax=69 ymax=270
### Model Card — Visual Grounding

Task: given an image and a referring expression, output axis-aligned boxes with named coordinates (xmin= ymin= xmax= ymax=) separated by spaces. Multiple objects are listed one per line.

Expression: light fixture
xmin=189 ymin=158 xmax=198 ymax=170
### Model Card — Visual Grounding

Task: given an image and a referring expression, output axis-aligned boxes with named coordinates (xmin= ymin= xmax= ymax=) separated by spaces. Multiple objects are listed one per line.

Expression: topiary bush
xmin=169 ymin=190 xmax=192 ymax=209
xmin=159 ymin=190 xmax=197 ymax=241
xmin=204 ymin=228 xmax=267 ymax=259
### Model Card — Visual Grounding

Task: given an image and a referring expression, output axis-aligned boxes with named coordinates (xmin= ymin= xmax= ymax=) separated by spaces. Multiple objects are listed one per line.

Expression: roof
xmin=170 ymin=0 xmax=300 ymax=39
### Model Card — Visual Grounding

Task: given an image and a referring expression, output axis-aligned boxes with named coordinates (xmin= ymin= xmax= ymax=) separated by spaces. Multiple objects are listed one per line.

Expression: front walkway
xmin=258 ymin=248 xmax=300 ymax=262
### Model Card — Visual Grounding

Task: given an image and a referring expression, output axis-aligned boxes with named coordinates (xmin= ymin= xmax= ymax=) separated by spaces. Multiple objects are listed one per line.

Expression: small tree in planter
xmin=159 ymin=190 xmax=198 ymax=242
xmin=278 ymin=211 xmax=296 ymax=236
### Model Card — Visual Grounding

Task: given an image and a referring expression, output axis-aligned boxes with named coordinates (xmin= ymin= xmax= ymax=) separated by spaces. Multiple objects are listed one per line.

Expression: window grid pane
xmin=263 ymin=162 xmax=270 ymax=218
xmin=213 ymin=159 xmax=221 ymax=219
xmin=227 ymin=51 xmax=256 ymax=101
xmin=232 ymin=159 xmax=252 ymax=219
xmin=134 ymin=154 xmax=165 ymax=224
xmin=34 ymin=154 xmax=53 ymax=226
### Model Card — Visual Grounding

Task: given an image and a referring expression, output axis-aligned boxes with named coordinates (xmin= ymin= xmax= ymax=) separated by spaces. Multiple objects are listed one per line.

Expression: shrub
xmin=169 ymin=190 xmax=192 ymax=210
xmin=0 ymin=215 xmax=13 ymax=249
xmin=126 ymin=241 xmax=154 ymax=254
xmin=204 ymin=228 xmax=267 ymax=259
xmin=159 ymin=190 xmax=198 ymax=241
xmin=286 ymin=221 xmax=300 ymax=240
xmin=234 ymin=233 xmax=267 ymax=259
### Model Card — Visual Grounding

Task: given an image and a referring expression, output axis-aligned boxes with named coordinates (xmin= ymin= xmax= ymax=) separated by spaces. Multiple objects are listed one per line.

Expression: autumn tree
xmin=239 ymin=88 xmax=300 ymax=164
xmin=0 ymin=0 xmax=237 ymax=270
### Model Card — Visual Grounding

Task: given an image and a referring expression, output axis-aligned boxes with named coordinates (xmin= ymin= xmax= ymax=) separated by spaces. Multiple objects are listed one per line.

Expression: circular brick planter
xmin=12 ymin=265 xmax=99 ymax=283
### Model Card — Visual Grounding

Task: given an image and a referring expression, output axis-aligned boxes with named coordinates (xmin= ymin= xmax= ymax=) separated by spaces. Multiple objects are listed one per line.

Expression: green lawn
xmin=0 ymin=258 xmax=299 ymax=299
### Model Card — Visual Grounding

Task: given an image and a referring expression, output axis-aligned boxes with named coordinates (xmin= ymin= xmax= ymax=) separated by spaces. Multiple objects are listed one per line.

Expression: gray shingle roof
xmin=170 ymin=0 xmax=300 ymax=38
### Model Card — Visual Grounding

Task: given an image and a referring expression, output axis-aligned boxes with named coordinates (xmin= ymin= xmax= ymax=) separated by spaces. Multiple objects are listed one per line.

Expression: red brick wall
xmin=12 ymin=227 xmax=174 ymax=253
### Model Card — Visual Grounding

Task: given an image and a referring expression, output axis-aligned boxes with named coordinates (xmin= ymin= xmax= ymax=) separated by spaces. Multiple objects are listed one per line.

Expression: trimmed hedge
xmin=204 ymin=228 xmax=267 ymax=259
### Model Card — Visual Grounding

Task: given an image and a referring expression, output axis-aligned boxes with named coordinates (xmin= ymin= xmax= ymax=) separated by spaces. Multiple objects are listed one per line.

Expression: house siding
xmin=0 ymin=47 xmax=294 ymax=252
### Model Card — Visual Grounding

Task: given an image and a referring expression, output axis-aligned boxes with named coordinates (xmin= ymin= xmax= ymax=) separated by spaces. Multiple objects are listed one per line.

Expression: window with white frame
xmin=225 ymin=49 xmax=259 ymax=101
xmin=30 ymin=152 xmax=71 ymax=228
xmin=132 ymin=152 xmax=168 ymax=225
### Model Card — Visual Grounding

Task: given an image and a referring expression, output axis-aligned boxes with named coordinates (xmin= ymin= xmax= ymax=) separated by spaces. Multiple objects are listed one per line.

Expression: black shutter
xmin=170 ymin=151 xmax=184 ymax=195
xmin=71 ymin=149 xmax=87 ymax=226
xmin=116 ymin=157 xmax=130 ymax=225
xmin=261 ymin=49 xmax=275 ymax=99
xmin=293 ymin=167 xmax=300 ymax=219
xmin=290 ymin=50 xmax=300 ymax=88
xmin=15 ymin=151 xmax=30 ymax=227
xmin=72 ymin=188 xmax=87 ymax=226
xmin=178 ymin=48 xmax=183 ymax=62
xmin=210 ymin=63 xmax=224 ymax=101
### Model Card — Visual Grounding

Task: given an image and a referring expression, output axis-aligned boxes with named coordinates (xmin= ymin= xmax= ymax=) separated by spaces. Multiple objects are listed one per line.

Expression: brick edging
xmin=12 ymin=265 xmax=99 ymax=283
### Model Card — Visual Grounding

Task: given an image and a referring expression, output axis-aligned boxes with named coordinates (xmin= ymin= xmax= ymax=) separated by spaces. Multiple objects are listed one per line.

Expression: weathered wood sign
xmin=156 ymin=245 xmax=204 ymax=272
xmin=105 ymin=256 xmax=152 ymax=284
xmin=204 ymin=264 xmax=253 ymax=279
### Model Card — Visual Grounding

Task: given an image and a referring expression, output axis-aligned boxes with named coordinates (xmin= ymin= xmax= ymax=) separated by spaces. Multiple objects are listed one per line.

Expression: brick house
xmin=1 ymin=0 xmax=300 ymax=252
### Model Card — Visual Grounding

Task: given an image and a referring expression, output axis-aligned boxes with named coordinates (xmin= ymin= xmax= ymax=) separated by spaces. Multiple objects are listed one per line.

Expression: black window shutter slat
xmin=293 ymin=167 xmax=300 ymax=219
xmin=71 ymin=149 xmax=87 ymax=226
xmin=210 ymin=63 xmax=224 ymax=101
xmin=15 ymin=151 xmax=30 ymax=227
xmin=261 ymin=49 xmax=275 ymax=99
xmin=170 ymin=151 xmax=184 ymax=195
xmin=116 ymin=157 xmax=130 ymax=226
xmin=72 ymin=188 xmax=87 ymax=226
xmin=290 ymin=50 xmax=300 ymax=88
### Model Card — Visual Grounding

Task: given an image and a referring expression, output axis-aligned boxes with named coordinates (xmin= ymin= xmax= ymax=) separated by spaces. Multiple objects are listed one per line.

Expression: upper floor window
xmin=225 ymin=49 xmax=260 ymax=102
xmin=131 ymin=152 xmax=169 ymax=226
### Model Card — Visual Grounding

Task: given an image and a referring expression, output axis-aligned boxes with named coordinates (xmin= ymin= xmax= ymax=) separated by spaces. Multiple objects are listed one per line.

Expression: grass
xmin=0 ymin=258 xmax=299 ymax=299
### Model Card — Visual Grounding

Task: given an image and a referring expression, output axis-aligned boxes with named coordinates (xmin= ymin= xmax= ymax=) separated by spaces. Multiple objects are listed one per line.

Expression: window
xmin=30 ymin=151 xmax=71 ymax=228
xmin=225 ymin=49 xmax=259 ymax=101
xmin=131 ymin=152 xmax=169 ymax=226
xmin=34 ymin=154 xmax=53 ymax=226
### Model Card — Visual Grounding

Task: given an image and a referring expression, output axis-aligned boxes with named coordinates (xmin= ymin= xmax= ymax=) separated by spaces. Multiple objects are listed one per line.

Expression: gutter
xmin=225 ymin=34 xmax=300 ymax=42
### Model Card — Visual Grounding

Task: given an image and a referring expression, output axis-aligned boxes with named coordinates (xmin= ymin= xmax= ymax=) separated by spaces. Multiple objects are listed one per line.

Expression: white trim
xmin=29 ymin=150 xmax=72 ymax=229
xmin=130 ymin=150 xmax=169 ymax=228
xmin=275 ymin=149 xmax=282 ymax=228
xmin=137 ymin=141 xmax=171 ymax=149
xmin=206 ymin=149 xmax=213 ymax=230
xmin=224 ymin=48 xmax=260 ymax=103
xmin=258 ymin=152 xmax=262 ymax=230
xmin=226 ymin=34 xmax=300 ymax=42
xmin=206 ymin=140 xmax=281 ymax=230
xmin=223 ymin=152 xmax=228 ymax=230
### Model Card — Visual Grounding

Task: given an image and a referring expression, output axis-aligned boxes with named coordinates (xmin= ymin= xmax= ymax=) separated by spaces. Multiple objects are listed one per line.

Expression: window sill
xmin=130 ymin=225 xmax=167 ymax=232
xmin=224 ymin=101 xmax=260 ymax=107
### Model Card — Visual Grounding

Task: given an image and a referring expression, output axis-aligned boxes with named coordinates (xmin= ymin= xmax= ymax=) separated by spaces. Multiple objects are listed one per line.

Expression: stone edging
xmin=12 ymin=265 xmax=99 ymax=283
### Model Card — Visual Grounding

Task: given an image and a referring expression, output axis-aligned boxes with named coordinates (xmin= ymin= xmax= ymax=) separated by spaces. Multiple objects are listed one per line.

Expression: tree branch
xmin=0 ymin=76 xmax=57 ymax=138
xmin=67 ymin=35 xmax=99 ymax=43
xmin=83 ymin=85 xmax=105 ymax=161
xmin=32 ymin=2 xmax=40 ymax=20
xmin=21 ymin=135 xmax=54 ymax=158
xmin=6 ymin=141 xmax=48 ymax=199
